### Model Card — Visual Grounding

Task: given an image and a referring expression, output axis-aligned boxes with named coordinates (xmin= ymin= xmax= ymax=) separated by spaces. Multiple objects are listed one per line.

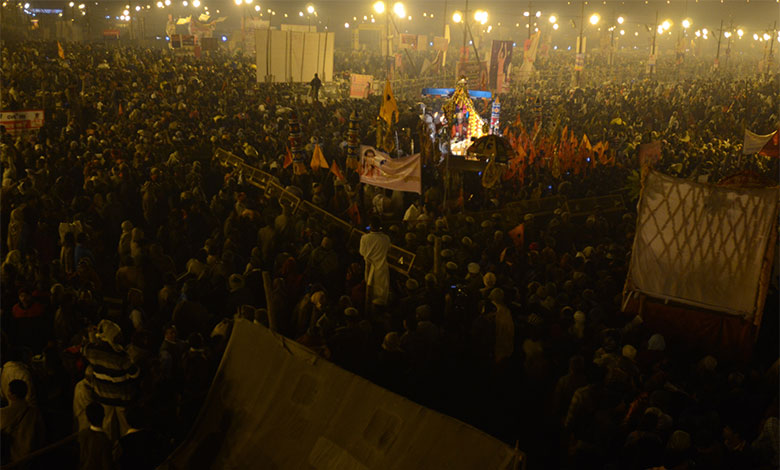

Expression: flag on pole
xmin=310 ymin=144 xmax=329 ymax=170
xmin=743 ymin=129 xmax=779 ymax=157
xmin=330 ymin=159 xmax=345 ymax=182
xmin=379 ymin=80 xmax=399 ymax=124
xmin=118 ymin=103 xmax=123 ymax=116
xmin=346 ymin=202 xmax=361 ymax=226
xmin=283 ymin=146 xmax=293 ymax=169
xmin=57 ymin=41 xmax=65 ymax=59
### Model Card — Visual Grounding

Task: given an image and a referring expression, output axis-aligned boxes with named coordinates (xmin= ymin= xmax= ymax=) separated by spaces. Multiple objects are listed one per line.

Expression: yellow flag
xmin=379 ymin=80 xmax=398 ymax=125
xmin=57 ymin=41 xmax=65 ymax=59
xmin=310 ymin=144 xmax=329 ymax=170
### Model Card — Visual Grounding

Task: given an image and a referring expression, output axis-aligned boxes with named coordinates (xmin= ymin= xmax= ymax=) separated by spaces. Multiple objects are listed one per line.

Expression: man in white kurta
xmin=360 ymin=218 xmax=391 ymax=306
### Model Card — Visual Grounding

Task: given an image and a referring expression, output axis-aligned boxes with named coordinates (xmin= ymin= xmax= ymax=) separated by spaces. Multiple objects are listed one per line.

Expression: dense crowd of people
xmin=1 ymin=39 xmax=778 ymax=470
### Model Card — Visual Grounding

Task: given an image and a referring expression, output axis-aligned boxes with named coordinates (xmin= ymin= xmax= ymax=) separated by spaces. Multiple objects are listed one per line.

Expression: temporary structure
xmin=162 ymin=320 xmax=523 ymax=469
xmin=623 ymin=170 xmax=778 ymax=360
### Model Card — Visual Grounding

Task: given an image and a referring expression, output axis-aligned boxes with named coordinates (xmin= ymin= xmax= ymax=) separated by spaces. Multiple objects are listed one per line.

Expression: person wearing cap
xmin=359 ymin=216 xmax=391 ymax=307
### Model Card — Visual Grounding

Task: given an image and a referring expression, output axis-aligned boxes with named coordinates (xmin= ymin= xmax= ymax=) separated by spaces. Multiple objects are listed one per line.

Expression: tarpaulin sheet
xmin=163 ymin=320 xmax=517 ymax=470
xmin=629 ymin=171 xmax=778 ymax=320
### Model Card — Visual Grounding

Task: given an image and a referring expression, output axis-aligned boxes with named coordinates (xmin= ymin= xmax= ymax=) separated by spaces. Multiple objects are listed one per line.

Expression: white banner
xmin=0 ymin=110 xmax=44 ymax=133
xmin=629 ymin=171 xmax=778 ymax=319
xmin=742 ymin=129 xmax=777 ymax=155
xmin=359 ymin=146 xmax=421 ymax=194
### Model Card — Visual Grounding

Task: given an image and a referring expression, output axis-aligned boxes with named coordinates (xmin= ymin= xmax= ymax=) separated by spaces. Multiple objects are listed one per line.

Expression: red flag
xmin=283 ymin=146 xmax=293 ymax=169
xmin=330 ymin=159 xmax=346 ymax=181
xmin=346 ymin=202 xmax=361 ymax=226
xmin=759 ymin=131 xmax=779 ymax=158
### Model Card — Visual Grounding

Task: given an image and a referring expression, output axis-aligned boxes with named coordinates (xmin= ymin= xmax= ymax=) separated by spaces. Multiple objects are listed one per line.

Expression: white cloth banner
xmin=0 ymin=110 xmax=44 ymax=133
xmin=359 ymin=146 xmax=422 ymax=194
xmin=742 ymin=129 xmax=777 ymax=155
xmin=629 ymin=171 xmax=778 ymax=319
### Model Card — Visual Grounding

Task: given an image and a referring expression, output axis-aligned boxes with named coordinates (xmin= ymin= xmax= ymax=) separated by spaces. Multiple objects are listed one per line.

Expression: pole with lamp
xmin=648 ymin=12 xmax=659 ymax=76
xmin=715 ymin=19 xmax=724 ymax=69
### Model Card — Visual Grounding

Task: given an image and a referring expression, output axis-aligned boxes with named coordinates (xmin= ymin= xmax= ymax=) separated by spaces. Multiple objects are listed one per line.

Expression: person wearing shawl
xmin=82 ymin=320 xmax=139 ymax=441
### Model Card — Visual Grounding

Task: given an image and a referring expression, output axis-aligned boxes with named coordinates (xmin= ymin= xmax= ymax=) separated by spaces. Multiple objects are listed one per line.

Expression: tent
xmin=623 ymin=171 xmax=778 ymax=360
xmin=162 ymin=320 xmax=522 ymax=469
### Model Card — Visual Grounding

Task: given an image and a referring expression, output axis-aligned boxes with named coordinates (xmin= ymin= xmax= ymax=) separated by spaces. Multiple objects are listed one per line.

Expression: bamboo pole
xmin=262 ymin=271 xmax=276 ymax=332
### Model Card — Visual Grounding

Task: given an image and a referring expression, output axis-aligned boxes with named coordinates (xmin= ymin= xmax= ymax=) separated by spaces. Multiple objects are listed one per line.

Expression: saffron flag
xmin=57 ymin=41 xmax=65 ymax=59
xmin=330 ymin=160 xmax=345 ymax=182
xmin=310 ymin=144 xmax=329 ymax=170
xmin=743 ymin=129 xmax=779 ymax=157
xmin=508 ymin=223 xmax=525 ymax=248
xmin=581 ymin=134 xmax=592 ymax=152
xmin=379 ymin=80 xmax=399 ymax=125
xmin=359 ymin=145 xmax=422 ymax=194
xmin=346 ymin=202 xmax=361 ymax=226
xmin=118 ymin=103 xmax=123 ymax=116
xmin=283 ymin=146 xmax=293 ymax=169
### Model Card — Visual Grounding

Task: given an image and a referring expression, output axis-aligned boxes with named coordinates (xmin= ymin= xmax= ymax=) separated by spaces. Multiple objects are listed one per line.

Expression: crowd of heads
xmin=0 ymin=40 xmax=777 ymax=469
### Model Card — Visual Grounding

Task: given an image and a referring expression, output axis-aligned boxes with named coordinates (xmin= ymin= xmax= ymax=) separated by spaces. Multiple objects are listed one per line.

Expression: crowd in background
xmin=1 ymin=40 xmax=778 ymax=470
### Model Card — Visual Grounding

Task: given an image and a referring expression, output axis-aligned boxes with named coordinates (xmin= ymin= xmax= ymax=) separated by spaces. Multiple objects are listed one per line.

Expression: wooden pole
xmin=433 ymin=235 xmax=442 ymax=278
xmin=262 ymin=271 xmax=276 ymax=332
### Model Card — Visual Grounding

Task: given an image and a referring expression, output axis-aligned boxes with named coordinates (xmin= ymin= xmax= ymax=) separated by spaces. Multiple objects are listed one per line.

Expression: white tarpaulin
xmin=359 ymin=146 xmax=422 ymax=194
xmin=256 ymin=29 xmax=334 ymax=83
xmin=163 ymin=320 xmax=518 ymax=470
xmin=742 ymin=129 xmax=777 ymax=155
xmin=629 ymin=171 xmax=779 ymax=319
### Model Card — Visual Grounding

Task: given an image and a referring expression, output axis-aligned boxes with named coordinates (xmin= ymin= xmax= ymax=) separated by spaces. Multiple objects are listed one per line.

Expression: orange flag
xmin=283 ymin=146 xmax=293 ymax=169
xmin=581 ymin=134 xmax=592 ymax=152
xmin=118 ymin=103 xmax=123 ymax=116
xmin=57 ymin=41 xmax=65 ymax=59
xmin=310 ymin=144 xmax=329 ymax=170
xmin=346 ymin=202 xmax=361 ymax=225
xmin=329 ymin=159 xmax=345 ymax=181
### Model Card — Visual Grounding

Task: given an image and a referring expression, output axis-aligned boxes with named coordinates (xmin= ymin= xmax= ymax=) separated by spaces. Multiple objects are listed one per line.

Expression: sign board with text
xmin=0 ymin=110 xmax=44 ymax=133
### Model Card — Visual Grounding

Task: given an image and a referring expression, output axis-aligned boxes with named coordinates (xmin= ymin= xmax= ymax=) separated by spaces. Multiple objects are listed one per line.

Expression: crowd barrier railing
xmin=215 ymin=148 xmax=417 ymax=276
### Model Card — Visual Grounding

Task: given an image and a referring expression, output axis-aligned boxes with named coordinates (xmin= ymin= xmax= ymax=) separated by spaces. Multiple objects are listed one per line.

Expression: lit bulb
xmin=617 ymin=16 xmax=624 ymax=24
xmin=589 ymin=13 xmax=599 ymax=25
xmin=619 ymin=29 xmax=625 ymax=35
xmin=306 ymin=4 xmax=314 ymax=14
xmin=549 ymin=15 xmax=556 ymax=23
xmin=737 ymin=29 xmax=743 ymax=37
xmin=535 ymin=10 xmax=541 ymax=17
xmin=682 ymin=19 xmax=691 ymax=28
xmin=344 ymin=22 xmax=349 ymax=28
xmin=392 ymin=2 xmax=405 ymax=18
xmin=553 ymin=23 xmax=559 ymax=30
xmin=661 ymin=20 xmax=670 ymax=30
xmin=763 ymin=33 xmax=770 ymax=40
xmin=372 ymin=1 xmax=384 ymax=14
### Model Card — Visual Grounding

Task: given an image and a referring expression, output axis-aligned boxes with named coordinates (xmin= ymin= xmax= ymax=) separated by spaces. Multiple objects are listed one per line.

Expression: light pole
xmin=373 ymin=1 xmax=389 ymax=77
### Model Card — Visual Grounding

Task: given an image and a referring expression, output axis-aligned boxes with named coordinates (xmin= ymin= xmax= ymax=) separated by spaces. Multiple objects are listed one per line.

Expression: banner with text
xmin=0 ymin=110 xmax=44 ymax=133
xmin=349 ymin=74 xmax=373 ymax=98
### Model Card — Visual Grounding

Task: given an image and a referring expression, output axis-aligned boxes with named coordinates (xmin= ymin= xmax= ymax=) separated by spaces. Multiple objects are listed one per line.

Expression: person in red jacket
xmin=11 ymin=287 xmax=44 ymax=319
